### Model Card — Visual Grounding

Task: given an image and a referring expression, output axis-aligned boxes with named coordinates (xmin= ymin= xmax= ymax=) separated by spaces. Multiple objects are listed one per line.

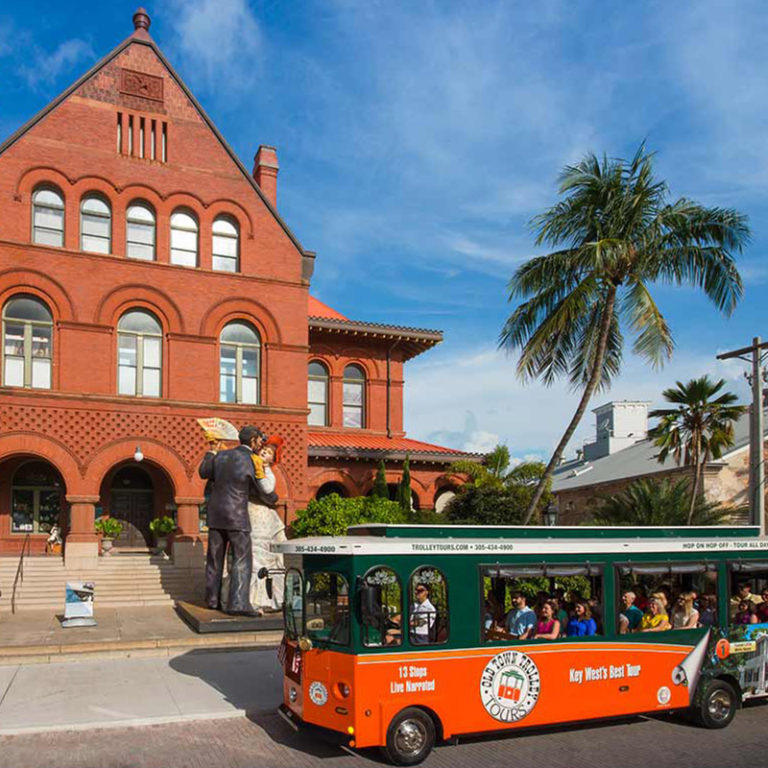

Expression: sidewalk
xmin=0 ymin=606 xmax=283 ymax=665
xmin=0 ymin=646 xmax=283 ymax=735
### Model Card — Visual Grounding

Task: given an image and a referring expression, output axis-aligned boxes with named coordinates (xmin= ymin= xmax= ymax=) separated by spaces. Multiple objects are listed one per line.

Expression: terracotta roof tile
xmin=308 ymin=432 xmax=475 ymax=455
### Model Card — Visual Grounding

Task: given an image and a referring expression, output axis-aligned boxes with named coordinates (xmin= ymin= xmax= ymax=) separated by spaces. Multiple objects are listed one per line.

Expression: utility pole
xmin=717 ymin=337 xmax=768 ymax=536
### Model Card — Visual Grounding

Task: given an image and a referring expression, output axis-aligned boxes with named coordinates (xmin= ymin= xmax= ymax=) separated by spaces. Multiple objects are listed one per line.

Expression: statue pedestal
xmin=176 ymin=601 xmax=283 ymax=634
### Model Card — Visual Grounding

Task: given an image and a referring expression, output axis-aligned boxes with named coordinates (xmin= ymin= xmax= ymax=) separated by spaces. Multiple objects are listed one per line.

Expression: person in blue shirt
xmin=505 ymin=592 xmax=536 ymax=639
xmin=566 ymin=600 xmax=598 ymax=637
xmin=618 ymin=590 xmax=644 ymax=634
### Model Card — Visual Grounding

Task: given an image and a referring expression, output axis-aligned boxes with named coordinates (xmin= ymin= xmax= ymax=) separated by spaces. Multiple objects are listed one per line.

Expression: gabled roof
xmin=0 ymin=14 xmax=308 ymax=259
xmin=308 ymin=432 xmax=482 ymax=464
xmin=552 ymin=407 xmax=762 ymax=493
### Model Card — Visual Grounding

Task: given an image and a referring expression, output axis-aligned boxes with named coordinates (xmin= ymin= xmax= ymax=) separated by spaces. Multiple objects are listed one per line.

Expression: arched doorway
xmin=109 ymin=465 xmax=154 ymax=548
xmin=11 ymin=460 xmax=65 ymax=535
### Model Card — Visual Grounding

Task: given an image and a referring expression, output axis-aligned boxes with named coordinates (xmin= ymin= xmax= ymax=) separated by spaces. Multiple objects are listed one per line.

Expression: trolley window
xmin=408 ymin=566 xmax=448 ymax=646
xmin=305 ymin=572 xmax=350 ymax=645
xmin=361 ymin=566 xmax=403 ymax=647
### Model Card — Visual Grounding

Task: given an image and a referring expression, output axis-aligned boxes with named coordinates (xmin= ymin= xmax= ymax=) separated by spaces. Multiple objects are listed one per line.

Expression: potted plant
xmin=95 ymin=517 xmax=123 ymax=555
xmin=149 ymin=515 xmax=176 ymax=554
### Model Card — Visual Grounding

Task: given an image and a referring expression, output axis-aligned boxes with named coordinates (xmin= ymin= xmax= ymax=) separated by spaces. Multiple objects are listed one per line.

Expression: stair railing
xmin=11 ymin=533 xmax=31 ymax=614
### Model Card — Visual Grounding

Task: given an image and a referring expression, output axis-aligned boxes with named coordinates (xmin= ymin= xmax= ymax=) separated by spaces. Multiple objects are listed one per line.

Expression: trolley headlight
xmin=289 ymin=687 xmax=298 ymax=703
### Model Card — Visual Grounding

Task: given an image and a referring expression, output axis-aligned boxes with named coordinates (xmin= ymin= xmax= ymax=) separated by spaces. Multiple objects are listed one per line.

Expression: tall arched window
xmin=409 ymin=566 xmax=449 ymax=645
xmin=126 ymin=202 xmax=156 ymax=261
xmin=308 ymin=361 xmax=329 ymax=426
xmin=170 ymin=209 xmax=198 ymax=267
xmin=343 ymin=364 xmax=365 ymax=428
xmin=118 ymin=309 xmax=162 ymax=397
xmin=80 ymin=195 xmax=111 ymax=254
xmin=2 ymin=295 xmax=53 ymax=389
xmin=212 ymin=216 xmax=239 ymax=272
xmin=32 ymin=187 xmax=64 ymax=246
xmin=219 ymin=321 xmax=260 ymax=404
xmin=362 ymin=566 xmax=402 ymax=647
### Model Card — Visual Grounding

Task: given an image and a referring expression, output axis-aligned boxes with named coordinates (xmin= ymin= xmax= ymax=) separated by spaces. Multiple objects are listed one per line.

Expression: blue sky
xmin=1 ymin=1 xmax=767 ymax=461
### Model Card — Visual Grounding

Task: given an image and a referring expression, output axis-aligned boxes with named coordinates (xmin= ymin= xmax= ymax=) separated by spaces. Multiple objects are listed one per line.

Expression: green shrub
xmin=95 ymin=517 xmax=124 ymax=539
xmin=292 ymin=494 xmax=406 ymax=537
xmin=149 ymin=516 xmax=176 ymax=536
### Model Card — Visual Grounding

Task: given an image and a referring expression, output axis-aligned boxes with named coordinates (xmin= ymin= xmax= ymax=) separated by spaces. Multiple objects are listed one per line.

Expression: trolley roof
xmin=274 ymin=524 xmax=766 ymax=557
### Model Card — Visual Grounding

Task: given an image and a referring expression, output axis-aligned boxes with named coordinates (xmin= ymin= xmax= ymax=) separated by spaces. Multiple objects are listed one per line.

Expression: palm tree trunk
xmin=523 ymin=287 xmax=617 ymax=524
xmin=687 ymin=434 xmax=702 ymax=525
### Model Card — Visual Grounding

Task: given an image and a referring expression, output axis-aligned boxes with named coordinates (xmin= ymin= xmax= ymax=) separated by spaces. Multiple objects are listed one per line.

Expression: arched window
xmin=308 ymin=361 xmax=329 ymax=426
xmin=409 ymin=566 xmax=449 ymax=645
xmin=118 ymin=309 xmax=162 ymax=397
xmin=11 ymin=461 xmax=64 ymax=534
xmin=80 ymin=195 xmax=111 ymax=254
xmin=170 ymin=209 xmax=198 ymax=267
xmin=32 ymin=187 xmax=64 ymax=247
xmin=2 ymin=295 xmax=53 ymax=389
xmin=362 ymin=566 xmax=402 ymax=647
xmin=219 ymin=321 xmax=260 ymax=404
xmin=126 ymin=202 xmax=156 ymax=261
xmin=212 ymin=216 xmax=239 ymax=272
xmin=343 ymin=364 xmax=365 ymax=428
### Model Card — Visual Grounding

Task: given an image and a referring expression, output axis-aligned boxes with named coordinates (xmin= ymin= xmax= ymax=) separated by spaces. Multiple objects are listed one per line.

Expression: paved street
xmin=2 ymin=697 xmax=768 ymax=768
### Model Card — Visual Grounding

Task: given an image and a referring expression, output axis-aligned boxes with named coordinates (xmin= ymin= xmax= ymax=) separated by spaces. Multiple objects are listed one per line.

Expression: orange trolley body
xmin=274 ymin=525 xmax=768 ymax=764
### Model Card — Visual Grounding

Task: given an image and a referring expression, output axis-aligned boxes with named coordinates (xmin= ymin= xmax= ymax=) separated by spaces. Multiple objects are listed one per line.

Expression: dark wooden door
xmin=110 ymin=491 xmax=153 ymax=548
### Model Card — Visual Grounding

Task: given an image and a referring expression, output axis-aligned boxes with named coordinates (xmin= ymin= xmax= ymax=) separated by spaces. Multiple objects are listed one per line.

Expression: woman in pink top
xmin=534 ymin=601 xmax=561 ymax=640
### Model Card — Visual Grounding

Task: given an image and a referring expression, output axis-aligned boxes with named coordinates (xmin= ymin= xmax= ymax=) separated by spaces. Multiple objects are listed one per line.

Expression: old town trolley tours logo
xmin=480 ymin=650 xmax=541 ymax=723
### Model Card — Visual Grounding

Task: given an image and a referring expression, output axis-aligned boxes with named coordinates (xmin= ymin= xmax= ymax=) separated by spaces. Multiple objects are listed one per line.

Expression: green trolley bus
xmin=274 ymin=524 xmax=768 ymax=764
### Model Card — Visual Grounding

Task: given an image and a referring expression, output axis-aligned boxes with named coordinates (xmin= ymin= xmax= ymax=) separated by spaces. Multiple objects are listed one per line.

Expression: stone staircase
xmin=0 ymin=553 xmax=205 ymax=611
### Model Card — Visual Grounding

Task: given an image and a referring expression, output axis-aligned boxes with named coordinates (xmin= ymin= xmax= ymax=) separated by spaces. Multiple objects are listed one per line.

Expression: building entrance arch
xmin=109 ymin=465 xmax=155 ymax=549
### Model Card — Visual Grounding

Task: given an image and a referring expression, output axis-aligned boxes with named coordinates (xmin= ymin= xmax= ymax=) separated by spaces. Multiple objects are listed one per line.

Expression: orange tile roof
xmin=308 ymin=432 xmax=471 ymax=455
xmin=308 ymin=295 xmax=348 ymax=320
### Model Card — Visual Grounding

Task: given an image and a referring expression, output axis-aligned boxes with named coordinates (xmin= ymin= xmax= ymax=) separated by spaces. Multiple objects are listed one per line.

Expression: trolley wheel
xmin=695 ymin=679 xmax=738 ymax=729
xmin=382 ymin=707 xmax=436 ymax=766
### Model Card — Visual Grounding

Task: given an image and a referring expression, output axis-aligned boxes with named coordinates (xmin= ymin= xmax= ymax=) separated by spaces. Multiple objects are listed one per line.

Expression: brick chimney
xmin=253 ymin=145 xmax=279 ymax=207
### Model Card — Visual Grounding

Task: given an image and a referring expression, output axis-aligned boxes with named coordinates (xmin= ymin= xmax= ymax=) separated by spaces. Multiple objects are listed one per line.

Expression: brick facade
xmin=0 ymin=16 xmax=476 ymax=562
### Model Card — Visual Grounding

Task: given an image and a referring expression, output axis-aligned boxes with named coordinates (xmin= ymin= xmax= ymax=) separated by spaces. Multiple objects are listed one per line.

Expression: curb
xmin=0 ymin=634 xmax=283 ymax=666
xmin=0 ymin=708 xmax=265 ymax=737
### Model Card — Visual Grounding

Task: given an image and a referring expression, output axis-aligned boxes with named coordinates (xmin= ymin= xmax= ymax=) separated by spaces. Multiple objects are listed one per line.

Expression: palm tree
xmin=649 ymin=376 xmax=745 ymax=523
xmin=591 ymin=478 xmax=732 ymax=527
xmin=449 ymin=445 xmax=546 ymax=492
xmin=499 ymin=145 xmax=750 ymax=524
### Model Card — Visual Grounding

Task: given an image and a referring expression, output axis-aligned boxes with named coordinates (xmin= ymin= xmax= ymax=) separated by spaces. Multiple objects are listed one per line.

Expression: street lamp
xmin=134 ymin=444 xmax=144 ymax=462
xmin=543 ymin=500 xmax=559 ymax=527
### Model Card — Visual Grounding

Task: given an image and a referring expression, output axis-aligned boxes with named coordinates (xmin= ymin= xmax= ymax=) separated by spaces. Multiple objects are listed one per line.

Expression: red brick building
xmin=0 ymin=10 xmax=477 ymax=570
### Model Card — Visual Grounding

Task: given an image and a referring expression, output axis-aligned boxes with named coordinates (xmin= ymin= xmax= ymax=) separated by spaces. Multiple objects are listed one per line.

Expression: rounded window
xmin=219 ymin=321 xmax=260 ymax=404
xmin=343 ymin=364 xmax=365 ymax=428
xmin=170 ymin=209 xmax=198 ymax=267
xmin=117 ymin=309 xmax=162 ymax=397
xmin=361 ymin=566 xmax=402 ymax=647
xmin=32 ymin=186 xmax=64 ymax=247
xmin=308 ymin=361 xmax=329 ymax=426
xmin=2 ymin=295 xmax=53 ymax=389
xmin=80 ymin=195 xmax=111 ymax=254
xmin=126 ymin=201 xmax=156 ymax=261
xmin=212 ymin=216 xmax=239 ymax=272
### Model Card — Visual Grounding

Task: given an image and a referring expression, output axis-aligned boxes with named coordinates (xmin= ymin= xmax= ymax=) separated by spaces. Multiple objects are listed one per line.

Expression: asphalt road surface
xmin=2 ymin=700 xmax=768 ymax=768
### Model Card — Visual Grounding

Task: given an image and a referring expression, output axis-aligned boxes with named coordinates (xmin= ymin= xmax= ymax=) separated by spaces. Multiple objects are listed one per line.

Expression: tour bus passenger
xmin=757 ymin=591 xmax=768 ymax=623
xmin=505 ymin=592 xmax=536 ymax=639
xmin=671 ymin=592 xmax=700 ymax=629
xmin=638 ymin=597 xmax=671 ymax=632
xmin=410 ymin=583 xmax=436 ymax=644
xmin=734 ymin=600 xmax=758 ymax=625
xmin=533 ymin=601 xmax=561 ymax=640
xmin=486 ymin=590 xmax=505 ymax=628
xmin=731 ymin=582 xmax=762 ymax=618
xmin=566 ymin=601 xmax=597 ymax=637
xmin=551 ymin=597 xmax=569 ymax=635
xmin=697 ymin=595 xmax=718 ymax=627
xmin=618 ymin=591 xmax=644 ymax=634
xmin=651 ymin=591 xmax=669 ymax=611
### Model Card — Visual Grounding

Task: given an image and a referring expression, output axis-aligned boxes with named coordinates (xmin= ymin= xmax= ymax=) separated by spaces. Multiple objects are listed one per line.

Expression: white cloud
xmin=162 ymin=0 xmax=263 ymax=98
xmin=18 ymin=38 xmax=94 ymax=88
xmin=405 ymin=343 xmax=752 ymax=463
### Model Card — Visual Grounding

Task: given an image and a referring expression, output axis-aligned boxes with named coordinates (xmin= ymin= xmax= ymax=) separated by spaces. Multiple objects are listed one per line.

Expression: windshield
xmin=284 ymin=569 xmax=303 ymax=640
xmin=305 ymin=571 xmax=350 ymax=645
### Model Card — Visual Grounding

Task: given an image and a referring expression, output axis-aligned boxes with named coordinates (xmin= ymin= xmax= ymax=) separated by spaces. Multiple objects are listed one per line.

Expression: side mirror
xmin=266 ymin=577 xmax=273 ymax=600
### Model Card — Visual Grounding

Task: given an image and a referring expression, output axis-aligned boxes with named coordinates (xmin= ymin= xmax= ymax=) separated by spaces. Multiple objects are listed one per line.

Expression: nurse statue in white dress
xmin=248 ymin=437 xmax=286 ymax=613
